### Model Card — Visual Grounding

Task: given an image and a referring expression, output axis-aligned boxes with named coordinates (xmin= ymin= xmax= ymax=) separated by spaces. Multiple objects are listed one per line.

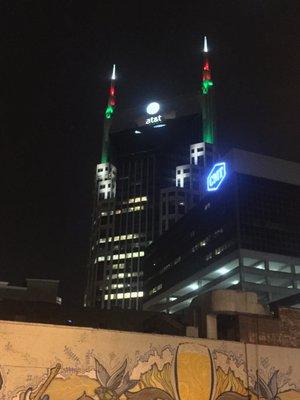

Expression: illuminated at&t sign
xmin=145 ymin=102 xmax=163 ymax=125
xmin=207 ymin=162 xmax=227 ymax=191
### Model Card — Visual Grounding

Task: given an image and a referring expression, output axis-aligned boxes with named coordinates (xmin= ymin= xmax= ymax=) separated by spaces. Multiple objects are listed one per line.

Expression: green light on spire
xmin=105 ymin=105 xmax=114 ymax=119
xmin=101 ymin=65 xmax=117 ymax=163
xmin=202 ymin=79 xmax=213 ymax=95
xmin=201 ymin=36 xmax=215 ymax=145
xmin=203 ymin=131 xmax=214 ymax=144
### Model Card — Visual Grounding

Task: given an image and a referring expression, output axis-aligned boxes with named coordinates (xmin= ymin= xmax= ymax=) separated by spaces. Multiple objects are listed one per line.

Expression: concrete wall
xmin=239 ymin=307 xmax=300 ymax=348
xmin=0 ymin=320 xmax=299 ymax=400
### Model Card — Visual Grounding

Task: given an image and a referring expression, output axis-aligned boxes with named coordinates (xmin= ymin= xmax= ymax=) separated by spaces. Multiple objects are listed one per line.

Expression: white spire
xmin=203 ymin=36 xmax=208 ymax=53
xmin=111 ymin=64 xmax=116 ymax=80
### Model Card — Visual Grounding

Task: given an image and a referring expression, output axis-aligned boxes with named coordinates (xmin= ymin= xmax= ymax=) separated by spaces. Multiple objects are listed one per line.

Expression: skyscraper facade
xmin=85 ymin=112 xmax=202 ymax=309
xmin=85 ymin=38 xmax=217 ymax=309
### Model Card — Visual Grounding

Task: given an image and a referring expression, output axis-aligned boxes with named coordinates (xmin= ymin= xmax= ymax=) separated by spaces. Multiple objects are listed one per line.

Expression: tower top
xmin=111 ymin=64 xmax=116 ymax=80
xmin=203 ymin=36 xmax=208 ymax=53
xmin=101 ymin=65 xmax=117 ymax=163
xmin=201 ymin=36 xmax=215 ymax=145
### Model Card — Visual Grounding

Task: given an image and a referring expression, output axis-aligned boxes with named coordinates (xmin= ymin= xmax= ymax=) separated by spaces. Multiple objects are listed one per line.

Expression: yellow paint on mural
xmin=138 ymin=363 xmax=175 ymax=398
xmin=215 ymin=367 xmax=248 ymax=398
xmin=175 ymin=343 xmax=215 ymax=400
xmin=279 ymin=391 xmax=300 ymax=400
xmin=45 ymin=375 xmax=98 ymax=400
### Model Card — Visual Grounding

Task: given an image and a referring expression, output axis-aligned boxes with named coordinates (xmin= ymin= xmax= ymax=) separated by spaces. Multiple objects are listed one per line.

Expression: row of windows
xmin=99 ymin=183 xmax=115 ymax=189
xmin=152 ymin=256 xmax=182 ymax=279
xmin=97 ymin=233 xmax=140 ymax=243
xmin=97 ymin=251 xmax=145 ymax=262
xmin=104 ymin=291 xmax=143 ymax=300
xmin=192 ymin=239 xmax=207 ymax=252
xmin=100 ymin=205 xmax=145 ymax=217
xmin=108 ymin=271 xmax=142 ymax=280
xmin=147 ymin=236 xmax=234 ymax=285
xmin=205 ymin=241 xmax=234 ymax=261
xmin=112 ymin=263 xmax=125 ymax=270
xmin=106 ymin=271 xmax=143 ymax=280
xmin=191 ymin=229 xmax=223 ymax=253
xmin=97 ymin=166 xmax=109 ymax=173
xmin=190 ymin=147 xmax=204 ymax=153
xmin=122 ymin=196 xmax=147 ymax=204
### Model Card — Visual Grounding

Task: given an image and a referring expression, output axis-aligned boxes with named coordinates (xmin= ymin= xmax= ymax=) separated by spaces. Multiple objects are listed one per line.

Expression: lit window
xmin=112 ymin=251 xmax=144 ymax=261
xmin=126 ymin=196 xmax=147 ymax=204
xmin=104 ymin=291 xmax=143 ymax=301
xmin=112 ymin=263 xmax=125 ymax=270
xmin=111 ymin=283 xmax=124 ymax=289
xmin=204 ymin=202 xmax=210 ymax=211
xmin=149 ymin=283 xmax=162 ymax=296
xmin=174 ymin=256 xmax=181 ymax=265
xmin=217 ymin=267 xmax=229 ymax=275
xmin=189 ymin=282 xmax=199 ymax=291
xmin=205 ymin=253 xmax=212 ymax=261
xmin=214 ymin=241 xmax=233 ymax=256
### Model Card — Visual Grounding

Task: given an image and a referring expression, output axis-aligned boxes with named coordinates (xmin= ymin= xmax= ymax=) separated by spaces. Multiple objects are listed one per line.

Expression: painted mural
xmin=0 ymin=321 xmax=299 ymax=400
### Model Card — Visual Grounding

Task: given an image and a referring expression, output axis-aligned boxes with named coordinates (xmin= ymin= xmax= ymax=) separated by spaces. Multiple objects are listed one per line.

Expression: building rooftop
xmin=0 ymin=289 xmax=299 ymax=348
xmin=224 ymin=148 xmax=300 ymax=186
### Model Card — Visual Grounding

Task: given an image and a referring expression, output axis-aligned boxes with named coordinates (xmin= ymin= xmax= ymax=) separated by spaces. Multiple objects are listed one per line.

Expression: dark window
xmin=168 ymin=202 xmax=175 ymax=214
xmin=178 ymin=204 xmax=185 ymax=214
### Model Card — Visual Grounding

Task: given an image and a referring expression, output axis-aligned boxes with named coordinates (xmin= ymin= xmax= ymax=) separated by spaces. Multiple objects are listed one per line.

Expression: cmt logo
xmin=207 ymin=162 xmax=227 ymax=191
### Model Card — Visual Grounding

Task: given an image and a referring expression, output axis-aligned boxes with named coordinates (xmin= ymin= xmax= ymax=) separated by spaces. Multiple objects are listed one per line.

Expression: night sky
xmin=1 ymin=1 xmax=299 ymax=305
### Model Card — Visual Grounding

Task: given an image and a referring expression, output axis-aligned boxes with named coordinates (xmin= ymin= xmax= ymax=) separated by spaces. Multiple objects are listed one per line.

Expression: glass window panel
xmin=243 ymin=257 xmax=259 ymax=267
xmin=269 ymin=261 xmax=291 ymax=273
xmin=244 ymin=272 xmax=266 ymax=285
xmin=268 ymin=276 xmax=292 ymax=288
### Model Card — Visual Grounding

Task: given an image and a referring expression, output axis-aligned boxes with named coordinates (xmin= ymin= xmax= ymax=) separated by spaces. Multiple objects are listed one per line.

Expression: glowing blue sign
xmin=207 ymin=162 xmax=227 ymax=191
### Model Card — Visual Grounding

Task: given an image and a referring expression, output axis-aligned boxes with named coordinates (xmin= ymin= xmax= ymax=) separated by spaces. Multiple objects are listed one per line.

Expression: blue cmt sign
xmin=207 ymin=162 xmax=227 ymax=191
